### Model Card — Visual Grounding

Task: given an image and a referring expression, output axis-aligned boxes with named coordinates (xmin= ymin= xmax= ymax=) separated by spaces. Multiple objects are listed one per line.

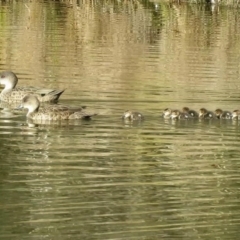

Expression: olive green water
xmin=0 ymin=1 xmax=240 ymax=239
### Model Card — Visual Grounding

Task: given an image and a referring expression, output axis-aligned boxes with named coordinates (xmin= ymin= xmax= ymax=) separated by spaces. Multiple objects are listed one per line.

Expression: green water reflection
xmin=0 ymin=1 xmax=240 ymax=239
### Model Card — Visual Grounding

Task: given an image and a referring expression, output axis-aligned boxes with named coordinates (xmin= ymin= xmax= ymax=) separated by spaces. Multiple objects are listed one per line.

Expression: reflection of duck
xmin=122 ymin=110 xmax=144 ymax=121
xmin=231 ymin=110 xmax=240 ymax=120
xmin=199 ymin=108 xmax=216 ymax=119
xmin=0 ymin=71 xmax=64 ymax=103
xmin=170 ymin=110 xmax=191 ymax=120
xmin=182 ymin=107 xmax=199 ymax=118
xmin=18 ymin=95 xmax=96 ymax=120
xmin=162 ymin=108 xmax=172 ymax=119
xmin=215 ymin=109 xmax=232 ymax=119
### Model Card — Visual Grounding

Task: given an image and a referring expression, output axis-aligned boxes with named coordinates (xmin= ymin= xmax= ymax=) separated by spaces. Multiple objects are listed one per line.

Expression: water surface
xmin=0 ymin=1 xmax=240 ymax=239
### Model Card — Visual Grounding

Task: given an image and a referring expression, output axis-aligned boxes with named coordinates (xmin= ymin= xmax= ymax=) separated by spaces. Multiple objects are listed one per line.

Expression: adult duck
xmin=18 ymin=95 xmax=96 ymax=120
xmin=0 ymin=71 xmax=64 ymax=103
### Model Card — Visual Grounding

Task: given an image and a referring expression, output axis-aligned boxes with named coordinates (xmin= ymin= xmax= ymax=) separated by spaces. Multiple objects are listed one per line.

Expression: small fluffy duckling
xmin=162 ymin=108 xmax=172 ymax=119
xmin=170 ymin=109 xmax=191 ymax=120
xmin=215 ymin=109 xmax=232 ymax=119
xmin=122 ymin=110 xmax=144 ymax=121
xmin=232 ymin=110 xmax=240 ymax=120
xmin=182 ymin=107 xmax=199 ymax=118
xmin=199 ymin=108 xmax=216 ymax=119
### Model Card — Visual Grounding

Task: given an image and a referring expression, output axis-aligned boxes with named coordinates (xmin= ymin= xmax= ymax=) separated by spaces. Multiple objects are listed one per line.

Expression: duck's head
xmin=199 ymin=108 xmax=208 ymax=118
xmin=232 ymin=110 xmax=240 ymax=119
xmin=0 ymin=71 xmax=18 ymax=90
xmin=170 ymin=110 xmax=180 ymax=119
xmin=18 ymin=95 xmax=40 ymax=117
xmin=215 ymin=109 xmax=223 ymax=117
xmin=162 ymin=108 xmax=172 ymax=118
xmin=122 ymin=110 xmax=132 ymax=120
xmin=182 ymin=107 xmax=190 ymax=113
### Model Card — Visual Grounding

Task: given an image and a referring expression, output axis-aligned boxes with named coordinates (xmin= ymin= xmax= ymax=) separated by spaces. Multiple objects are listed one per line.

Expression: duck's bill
xmin=15 ymin=104 xmax=23 ymax=110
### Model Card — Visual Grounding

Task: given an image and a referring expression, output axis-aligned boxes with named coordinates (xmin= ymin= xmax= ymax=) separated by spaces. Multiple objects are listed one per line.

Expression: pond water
xmin=0 ymin=1 xmax=240 ymax=239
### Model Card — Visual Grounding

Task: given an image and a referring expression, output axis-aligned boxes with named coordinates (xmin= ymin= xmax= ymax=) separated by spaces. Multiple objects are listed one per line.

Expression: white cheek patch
xmin=124 ymin=113 xmax=130 ymax=118
xmin=28 ymin=105 xmax=36 ymax=113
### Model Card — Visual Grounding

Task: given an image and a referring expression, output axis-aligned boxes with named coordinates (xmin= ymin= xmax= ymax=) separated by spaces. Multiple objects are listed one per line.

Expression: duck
xmin=162 ymin=108 xmax=172 ymax=119
xmin=122 ymin=110 xmax=144 ymax=121
xmin=170 ymin=109 xmax=191 ymax=120
xmin=182 ymin=107 xmax=199 ymax=118
xmin=215 ymin=109 xmax=232 ymax=119
xmin=0 ymin=71 xmax=65 ymax=103
xmin=18 ymin=95 xmax=96 ymax=120
xmin=231 ymin=110 xmax=240 ymax=120
xmin=199 ymin=108 xmax=216 ymax=119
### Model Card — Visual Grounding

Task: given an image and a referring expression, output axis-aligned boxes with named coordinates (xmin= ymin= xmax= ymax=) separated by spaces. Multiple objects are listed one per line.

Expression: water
xmin=0 ymin=1 xmax=240 ymax=239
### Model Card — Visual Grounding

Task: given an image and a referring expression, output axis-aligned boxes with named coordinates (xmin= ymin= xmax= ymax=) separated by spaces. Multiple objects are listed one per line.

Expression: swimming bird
xmin=170 ymin=109 xmax=191 ymax=120
xmin=182 ymin=107 xmax=199 ymax=118
xmin=18 ymin=95 xmax=96 ymax=120
xmin=162 ymin=108 xmax=172 ymax=119
xmin=231 ymin=110 xmax=240 ymax=120
xmin=0 ymin=71 xmax=64 ymax=103
xmin=215 ymin=109 xmax=232 ymax=119
xmin=199 ymin=108 xmax=216 ymax=119
xmin=122 ymin=110 xmax=144 ymax=121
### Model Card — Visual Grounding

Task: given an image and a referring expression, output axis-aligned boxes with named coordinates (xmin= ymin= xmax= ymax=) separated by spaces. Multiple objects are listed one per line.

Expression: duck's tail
xmin=42 ymin=89 xmax=65 ymax=103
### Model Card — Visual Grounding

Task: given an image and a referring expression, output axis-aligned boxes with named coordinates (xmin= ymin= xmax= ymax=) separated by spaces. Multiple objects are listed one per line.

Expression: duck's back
xmin=0 ymin=88 xmax=28 ymax=103
xmin=31 ymin=105 xmax=93 ymax=120
xmin=0 ymin=87 xmax=64 ymax=103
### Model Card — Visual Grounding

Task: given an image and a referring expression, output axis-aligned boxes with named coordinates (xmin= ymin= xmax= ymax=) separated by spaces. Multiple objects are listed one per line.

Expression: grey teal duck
xmin=18 ymin=95 xmax=96 ymax=120
xmin=0 ymin=71 xmax=64 ymax=103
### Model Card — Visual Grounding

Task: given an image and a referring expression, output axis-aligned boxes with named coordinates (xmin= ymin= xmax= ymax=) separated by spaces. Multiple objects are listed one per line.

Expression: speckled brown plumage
xmin=19 ymin=95 xmax=96 ymax=120
xmin=0 ymin=71 xmax=64 ymax=103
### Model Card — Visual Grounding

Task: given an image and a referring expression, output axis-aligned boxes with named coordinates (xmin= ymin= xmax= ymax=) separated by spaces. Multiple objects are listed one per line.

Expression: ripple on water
xmin=0 ymin=105 xmax=240 ymax=238
xmin=0 ymin=1 xmax=240 ymax=239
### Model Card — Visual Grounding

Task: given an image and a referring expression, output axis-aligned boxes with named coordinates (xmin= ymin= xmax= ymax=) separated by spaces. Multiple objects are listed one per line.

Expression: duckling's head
xmin=199 ymin=108 xmax=208 ymax=118
xmin=232 ymin=110 xmax=240 ymax=119
xmin=182 ymin=107 xmax=190 ymax=113
xmin=0 ymin=71 xmax=18 ymax=91
xmin=19 ymin=95 xmax=40 ymax=117
xmin=122 ymin=110 xmax=132 ymax=120
xmin=215 ymin=109 xmax=223 ymax=117
xmin=170 ymin=110 xmax=181 ymax=119
xmin=162 ymin=108 xmax=172 ymax=118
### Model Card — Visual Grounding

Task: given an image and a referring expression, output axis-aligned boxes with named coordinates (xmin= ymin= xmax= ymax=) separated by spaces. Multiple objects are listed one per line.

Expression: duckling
xmin=162 ymin=108 xmax=172 ymax=119
xmin=122 ymin=110 xmax=144 ymax=121
xmin=232 ymin=110 xmax=240 ymax=120
xmin=199 ymin=108 xmax=216 ymax=119
xmin=0 ymin=71 xmax=64 ymax=103
xmin=182 ymin=107 xmax=199 ymax=118
xmin=170 ymin=109 xmax=191 ymax=120
xmin=215 ymin=109 xmax=232 ymax=119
